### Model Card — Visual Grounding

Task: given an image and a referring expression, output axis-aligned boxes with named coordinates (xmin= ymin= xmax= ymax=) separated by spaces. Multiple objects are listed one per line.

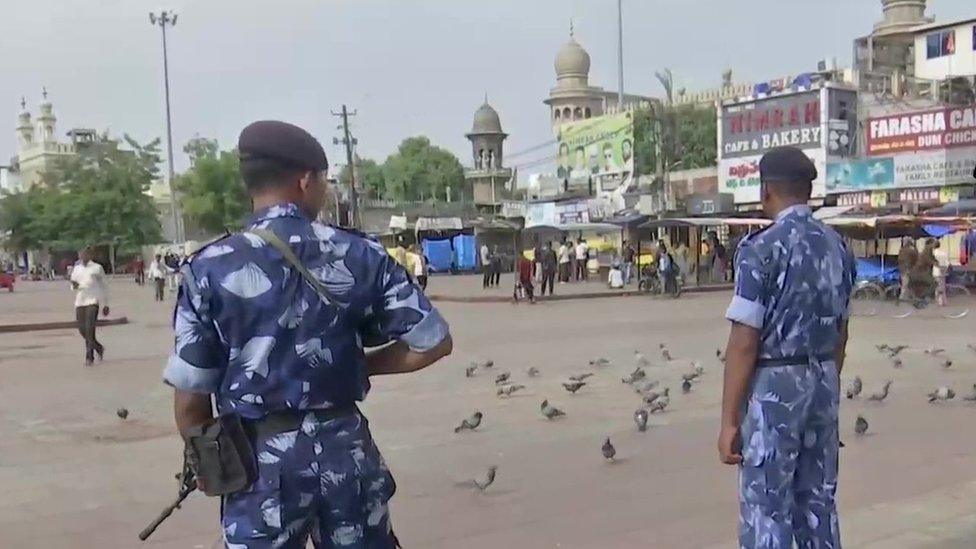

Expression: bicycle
xmin=851 ymin=276 xmax=969 ymax=319
xmin=637 ymin=266 xmax=682 ymax=298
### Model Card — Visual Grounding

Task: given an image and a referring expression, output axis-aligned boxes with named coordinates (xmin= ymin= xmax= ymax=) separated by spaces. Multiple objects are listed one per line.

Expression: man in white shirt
xmin=557 ymin=240 xmax=571 ymax=283
xmin=574 ymin=238 xmax=589 ymax=281
xmin=481 ymin=243 xmax=492 ymax=289
xmin=147 ymin=253 xmax=167 ymax=302
xmin=69 ymin=247 xmax=110 ymax=366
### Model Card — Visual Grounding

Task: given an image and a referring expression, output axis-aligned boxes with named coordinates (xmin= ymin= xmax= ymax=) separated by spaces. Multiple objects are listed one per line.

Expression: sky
xmin=2 ymin=0 xmax=973 ymax=177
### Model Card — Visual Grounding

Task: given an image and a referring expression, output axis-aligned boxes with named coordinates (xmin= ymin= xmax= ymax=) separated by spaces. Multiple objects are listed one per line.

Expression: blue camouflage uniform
xmin=163 ymin=202 xmax=449 ymax=548
xmin=725 ymin=204 xmax=856 ymax=549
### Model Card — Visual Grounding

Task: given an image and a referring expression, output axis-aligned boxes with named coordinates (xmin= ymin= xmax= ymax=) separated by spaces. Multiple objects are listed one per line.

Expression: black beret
xmin=759 ymin=146 xmax=817 ymax=184
xmin=238 ymin=120 xmax=328 ymax=171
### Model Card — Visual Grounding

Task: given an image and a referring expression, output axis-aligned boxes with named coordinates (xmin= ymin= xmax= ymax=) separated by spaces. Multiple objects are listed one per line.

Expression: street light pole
xmin=617 ymin=0 xmax=625 ymax=108
xmin=149 ymin=10 xmax=184 ymax=243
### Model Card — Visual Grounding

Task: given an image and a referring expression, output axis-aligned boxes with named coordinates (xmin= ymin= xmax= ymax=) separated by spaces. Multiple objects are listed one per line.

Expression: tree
xmin=176 ymin=138 xmax=250 ymax=234
xmin=381 ymin=137 xmax=464 ymax=201
xmin=339 ymin=158 xmax=385 ymax=199
xmin=35 ymin=136 xmax=164 ymax=269
xmin=0 ymin=186 xmax=49 ymax=256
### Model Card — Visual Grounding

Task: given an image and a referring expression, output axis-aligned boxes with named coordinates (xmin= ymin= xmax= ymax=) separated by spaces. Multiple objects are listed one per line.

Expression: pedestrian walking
xmin=413 ymin=245 xmax=429 ymax=292
xmin=162 ymin=120 xmax=452 ymax=548
xmin=148 ymin=254 xmax=167 ymax=301
xmin=540 ymin=241 xmax=557 ymax=296
xmin=69 ymin=246 xmax=109 ymax=366
xmin=719 ymin=146 xmax=855 ymax=548
xmin=490 ymin=245 xmax=502 ymax=287
xmin=897 ymin=237 xmax=917 ymax=300
xmin=134 ymin=256 xmax=146 ymax=286
xmin=481 ymin=242 xmax=492 ymax=288
xmin=514 ymin=252 xmax=535 ymax=303
xmin=622 ymin=241 xmax=636 ymax=286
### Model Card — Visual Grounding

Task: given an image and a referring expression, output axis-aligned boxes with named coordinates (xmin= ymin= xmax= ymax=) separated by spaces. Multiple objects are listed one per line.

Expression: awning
xmin=603 ymin=209 xmax=649 ymax=226
xmin=813 ymin=205 xmax=855 ymax=220
xmin=637 ymin=217 xmax=771 ymax=229
xmin=924 ymin=200 xmax=976 ymax=216
xmin=415 ymin=217 xmax=463 ymax=231
xmin=523 ymin=222 xmax=622 ymax=233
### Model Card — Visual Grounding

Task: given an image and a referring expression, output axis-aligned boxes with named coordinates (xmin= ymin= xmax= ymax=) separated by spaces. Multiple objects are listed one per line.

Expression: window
xmin=926 ymin=29 xmax=956 ymax=59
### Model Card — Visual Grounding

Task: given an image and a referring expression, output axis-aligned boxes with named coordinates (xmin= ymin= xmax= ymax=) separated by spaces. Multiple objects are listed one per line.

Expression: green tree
xmin=339 ymin=158 xmax=386 ymax=199
xmin=176 ymin=138 xmax=250 ymax=234
xmin=381 ymin=136 xmax=464 ymax=201
xmin=0 ymin=186 xmax=49 ymax=255
xmin=41 ymin=136 xmax=163 ymax=258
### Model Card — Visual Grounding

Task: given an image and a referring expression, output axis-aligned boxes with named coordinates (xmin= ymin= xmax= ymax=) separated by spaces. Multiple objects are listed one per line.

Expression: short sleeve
xmin=725 ymin=240 xmax=767 ymax=330
xmin=162 ymin=264 xmax=227 ymax=393
xmin=362 ymin=249 xmax=449 ymax=351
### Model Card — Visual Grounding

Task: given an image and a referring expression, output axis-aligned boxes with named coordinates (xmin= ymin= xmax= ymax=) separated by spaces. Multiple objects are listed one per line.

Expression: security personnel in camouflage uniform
xmin=163 ymin=120 xmax=452 ymax=548
xmin=718 ymin=146 xmax=856 ymax=549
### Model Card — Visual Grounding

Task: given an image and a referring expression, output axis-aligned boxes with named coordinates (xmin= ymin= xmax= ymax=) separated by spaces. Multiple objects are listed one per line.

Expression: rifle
xmin=138 ymin=462 xmax=197 ymax=541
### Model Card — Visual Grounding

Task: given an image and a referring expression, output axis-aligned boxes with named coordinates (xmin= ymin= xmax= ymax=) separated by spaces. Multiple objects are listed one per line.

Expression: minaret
xmin=36 ymin=87 xmax=56 ymax=143
xmin=16 ymin=97 xmax=34 ymax=151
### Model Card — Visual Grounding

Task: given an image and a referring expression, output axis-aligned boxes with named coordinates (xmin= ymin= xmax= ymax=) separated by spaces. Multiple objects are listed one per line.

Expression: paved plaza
xmin=1 ymin=276 xmax=976 ymax=548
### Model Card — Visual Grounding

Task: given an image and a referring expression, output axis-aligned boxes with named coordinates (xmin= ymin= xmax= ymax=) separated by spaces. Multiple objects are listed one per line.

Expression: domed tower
xmin=544 ymin=26 xmax=606 ymax=133
xmin=36 ymin=88 xmax=56 ymax=143
xmin=466 ymin=100 xmax=508 ymax=170
xmin=16 ymin=97 xmax=34 ymax=151
xmin=873 ymin=0 xmax=929 ymax=36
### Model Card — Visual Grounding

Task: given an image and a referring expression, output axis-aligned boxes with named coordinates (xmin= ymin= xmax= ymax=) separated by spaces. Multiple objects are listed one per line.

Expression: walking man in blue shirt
xmin=163 ymin=120 xmax=452 ymax=548
xmin=719 ymin=146 xmax=856 ymax=548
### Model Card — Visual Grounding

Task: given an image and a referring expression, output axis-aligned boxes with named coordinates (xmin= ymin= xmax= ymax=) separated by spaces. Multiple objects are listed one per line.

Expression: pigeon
xmin=887 ymin=345 xmax=908 ymax=356
xmin=692 ymin=363 xmax=705 ymax=376
xmin=875 ymin=344 xmax=890 ymax=353
xmin=540 ymin=399 xmax=566 ymax=419
xmin=569 ymin=373 xmax=594 ymax=382
xmin=681 ymin=371 xmax=702 ymax=383
xmin=660 ymin=344 xmax=672 ymax=362
xmin=941 ymin=359 xmax=953 ymax=369
xmin=845 ymin=376 xmax=863 ymax=400
xmin=890 ymin=357 xmax=903 ymax=369
xmin=963 ymin=384 xmax=976 ymax=402
xmin=526 ymin=366 xmax=540 ymax=377
xmin=634 ymin=350 xmax=650 ymax=369
xmin=474 ymin=465 xmax=498 ymax=491
xmin=854 ymin=415 xmax=869 ymax=436
xmin=867 ymin=380 xmax=893 ymax=402
xmin=562 ymin=381 xmax=587 ymax=394
xmin=927 ymin=386 xmax=956 ymax=402
xmin=116 ymin=407 xmax=129 ymax=421
xmin=589 ymin=357 xmax=611 ymax=368
xmin=633 ymin=379 xmax=660 ymax=394
xmin=643 ymin=387 xmax=670 ymax=406
xmin=601 ymin=438 xmax=617 ymax=462
xmin=470 ymin=359 xmax=493 ymax=370
xmin=494 ymin=372 xmax=511 ymax=385
xmin=681 ymin=379 xmax=692 ymax=394
xmin=647 ymin=398 xmax=669 ymax=414
xmin=496 ymin=384 xmax=525 ymax=397
xmin=621 ymin=367 xmax=647 ymax=385
xmin=924 ymin=347 xmax=945 ymax=356
xmin=716 ymin=348 xmax=726 ymax=364
xmin=967 ymin=343 xmax=976 ymax=354
xmin=634 ymin=408 xmax=649 ymax=432
xmin=465 ymin=365 xmax=478 ymax=378
xmin=483 ymin=359 xmax=495 ymax=368
xmin=453 ymin=411 xmax=483 ymax=433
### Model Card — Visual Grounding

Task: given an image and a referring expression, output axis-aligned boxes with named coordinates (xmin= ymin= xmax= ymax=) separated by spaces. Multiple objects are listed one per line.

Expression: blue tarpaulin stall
xmin=421 ymin=239 xmax=454 ymax=273
xmin=452 ymin=234 xmax=477 ymax=271
xmin=855 ymin=257 xmax=900 ymax=284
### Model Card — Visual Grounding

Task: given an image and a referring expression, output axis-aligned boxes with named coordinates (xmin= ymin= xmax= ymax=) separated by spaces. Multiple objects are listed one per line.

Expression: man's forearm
xmin=174 ymin=389 xmax=214 ymax=439
xmin=721 ymin=323 xmax=760 ymax=428
xmin=834 ymin=320 xmax=850 ymax=375
xmin=366 ymin=335 xmax=453 ymax=377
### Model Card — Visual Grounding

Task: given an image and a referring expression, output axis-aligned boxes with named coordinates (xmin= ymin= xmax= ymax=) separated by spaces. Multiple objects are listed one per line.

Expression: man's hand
xmin=102 ymin=306 xmax=110 ymax=317
xmin=718 ymin=425 xmax=743 ymax=465
xmin=365 ymin=334 xmax=452 ymax=377
xmin=71 ymin=281 xmax=79 ymax=290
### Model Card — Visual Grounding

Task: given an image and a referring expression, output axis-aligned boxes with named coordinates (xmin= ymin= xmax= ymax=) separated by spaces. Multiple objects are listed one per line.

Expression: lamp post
xmin=149 ymin=10 xmax=184 ymax=243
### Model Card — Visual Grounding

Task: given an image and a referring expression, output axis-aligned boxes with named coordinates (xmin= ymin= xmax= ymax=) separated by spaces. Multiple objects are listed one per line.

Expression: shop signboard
xmin=825 ymin=158 xmax=895 ymax=192
xmin=866 ymin=104 xmax=976 ymax=156
xmin=720 ymin=90 xmax=822 ymax=159
xmin=720 ymin=150 xmax=826 ymax=203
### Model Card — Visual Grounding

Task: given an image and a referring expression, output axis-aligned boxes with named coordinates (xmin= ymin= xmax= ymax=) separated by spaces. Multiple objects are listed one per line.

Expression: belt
xmin=756 ymin=354 xmax=833 ymax=368
xmin=244 ymin=404 xmax=359 ymax=440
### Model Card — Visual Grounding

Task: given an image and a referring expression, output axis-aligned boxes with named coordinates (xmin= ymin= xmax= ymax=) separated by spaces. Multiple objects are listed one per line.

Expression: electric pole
xmin=332 ymin=105 xmax=359 ymax=229
xmin=149 ymin=10 xmax=184 ymax=243
xmin=617 ymin=0 xmax=625 ymax=109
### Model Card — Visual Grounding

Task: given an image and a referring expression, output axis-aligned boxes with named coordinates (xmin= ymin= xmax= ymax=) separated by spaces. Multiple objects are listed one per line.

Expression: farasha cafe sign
xmin=867 ymin=105 xmax=976 ymax=155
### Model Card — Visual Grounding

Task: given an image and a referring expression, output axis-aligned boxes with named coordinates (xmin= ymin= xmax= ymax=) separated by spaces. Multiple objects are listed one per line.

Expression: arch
xmin=584 ymin=107 xmax=592 ymax=118
xmin=573 ymin=107 xmax=583 ymax=119
xmin=562 ymin=107 xmax=571 ymax=120
xmin=554 ymin=108 xmax=561 ymax=120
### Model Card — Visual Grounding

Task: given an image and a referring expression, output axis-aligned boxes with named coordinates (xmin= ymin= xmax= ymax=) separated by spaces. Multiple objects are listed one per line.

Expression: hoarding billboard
xmin=719 ymin=149 xmax=826 ymax=203
xmin=826 ymin=146 xmax=976 ymax=193
xmin=866 ymin=104 xmax=976 ymax=156
xmin=720 ymin=91 xmax=822 ymax=159
xmin=555 ymin=112 xmax=634 ymax=184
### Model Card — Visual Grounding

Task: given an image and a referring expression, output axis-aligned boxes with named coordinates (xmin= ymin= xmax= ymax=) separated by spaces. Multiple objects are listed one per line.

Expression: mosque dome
xmin=555 ymin=37 xmax=591 ymax=80
xmin=471 ymin=102 xmax=503 ymax=134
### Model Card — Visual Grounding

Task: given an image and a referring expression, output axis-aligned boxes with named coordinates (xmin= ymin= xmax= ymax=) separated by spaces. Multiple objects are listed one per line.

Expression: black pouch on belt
xmin=184 ymin=415 xmax=257 ymax=497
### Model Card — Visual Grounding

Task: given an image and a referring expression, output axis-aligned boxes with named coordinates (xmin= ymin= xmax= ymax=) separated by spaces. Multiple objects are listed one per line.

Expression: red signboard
xmin=866 ymin=104 xmax=976 ymax=155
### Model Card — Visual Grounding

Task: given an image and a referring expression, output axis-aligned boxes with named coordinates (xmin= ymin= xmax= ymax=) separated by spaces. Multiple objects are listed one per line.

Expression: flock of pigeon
xmin=455 ymin=343 xmax=707 ymax=491
xmin=846 ymin=343 xmax=976 ymax=437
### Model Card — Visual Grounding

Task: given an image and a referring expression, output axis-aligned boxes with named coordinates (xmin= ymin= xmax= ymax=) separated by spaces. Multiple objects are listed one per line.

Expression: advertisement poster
xmin=720 ymin=91 xmax=822 ymax=159
xmin=866 ymin=104 xmax=976 ymax=155
xmin=825 ymin=158 xmax=895 ymax=192
xmin=555 ymin=112 xmax=634 ymax=184
xmin=893 ymin=148 xmax=976 ymax=188
xmin=720 ymin=150 xmax=825 ymax=203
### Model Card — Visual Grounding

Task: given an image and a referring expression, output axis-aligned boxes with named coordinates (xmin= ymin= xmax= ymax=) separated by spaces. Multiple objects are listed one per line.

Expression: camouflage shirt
xmin=725 ymin=205 xmax=856 ymax=359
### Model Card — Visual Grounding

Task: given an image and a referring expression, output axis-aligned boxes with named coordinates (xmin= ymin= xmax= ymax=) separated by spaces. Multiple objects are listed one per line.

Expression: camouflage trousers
xmin=738 ymin=359 xmax=841 ymax=549
xmin=222 ymin=412 xmax=397 ymax=548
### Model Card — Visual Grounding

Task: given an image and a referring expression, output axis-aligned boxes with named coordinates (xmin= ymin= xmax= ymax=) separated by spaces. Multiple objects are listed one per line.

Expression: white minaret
xmin=36 ymin=87 xmax=56 ymax=143
xmin=16 ymin=97 xmax=34 ymax=152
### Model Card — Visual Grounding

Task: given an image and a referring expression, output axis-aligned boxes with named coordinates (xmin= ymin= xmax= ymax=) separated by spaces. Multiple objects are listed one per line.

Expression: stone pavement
xmin=1 ymin=277 xmax=975 ymax=548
